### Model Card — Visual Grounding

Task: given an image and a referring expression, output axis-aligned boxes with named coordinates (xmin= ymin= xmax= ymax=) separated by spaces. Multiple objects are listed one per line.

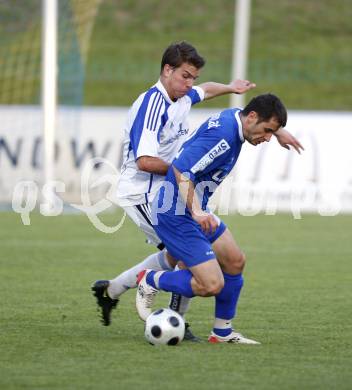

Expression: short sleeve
xmin=186 ymin=86 xmax=205 ymax=106
xmin=173 ymin=132 xmax=231 ymax=181
xmin=130 ymin=90 xmax=166 ymax=159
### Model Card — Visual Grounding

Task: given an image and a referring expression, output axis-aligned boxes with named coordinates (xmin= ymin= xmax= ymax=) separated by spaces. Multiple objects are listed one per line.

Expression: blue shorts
xmin=153 ymin=212 xmax=226 ymax=267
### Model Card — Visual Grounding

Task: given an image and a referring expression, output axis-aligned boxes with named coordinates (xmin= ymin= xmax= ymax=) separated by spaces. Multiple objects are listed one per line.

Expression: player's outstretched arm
xmin=274 ymin=128 xmax=304 ymax=154
xmin=199 ymin=79 xmax=256 ymax=100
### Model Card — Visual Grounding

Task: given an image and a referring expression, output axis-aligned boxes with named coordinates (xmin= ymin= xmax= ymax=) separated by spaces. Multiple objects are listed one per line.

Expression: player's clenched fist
xmin=192 ymin=210 xmax=218 ymax=234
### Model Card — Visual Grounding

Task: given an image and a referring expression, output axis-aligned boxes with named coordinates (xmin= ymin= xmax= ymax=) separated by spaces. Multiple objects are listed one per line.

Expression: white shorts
xmin=123 ymin=203 xmax=163 ymax=248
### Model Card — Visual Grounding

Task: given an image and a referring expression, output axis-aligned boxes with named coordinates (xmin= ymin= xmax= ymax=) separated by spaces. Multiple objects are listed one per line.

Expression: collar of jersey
xmin=235 ymin=109 xmax=245 ymax=143
xmin=154 ymin=79 xmax=174 ymax=104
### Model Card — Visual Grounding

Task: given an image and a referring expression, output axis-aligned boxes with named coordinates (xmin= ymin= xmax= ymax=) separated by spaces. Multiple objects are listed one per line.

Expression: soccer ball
xmin=144 ymin=308 xmax=185 ymax=346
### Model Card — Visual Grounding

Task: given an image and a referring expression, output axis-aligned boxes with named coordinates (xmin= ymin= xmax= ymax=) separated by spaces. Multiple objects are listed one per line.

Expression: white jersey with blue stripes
xmin=117 ymin=79 xmax=204 ymax=206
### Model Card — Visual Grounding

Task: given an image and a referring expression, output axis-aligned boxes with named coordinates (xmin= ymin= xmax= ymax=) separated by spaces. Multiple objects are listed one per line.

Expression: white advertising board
xmin=1 ymin=105 xmax=351 ymax=216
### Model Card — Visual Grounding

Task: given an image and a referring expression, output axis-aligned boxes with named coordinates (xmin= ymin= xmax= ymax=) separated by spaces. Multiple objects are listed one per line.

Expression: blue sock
xmin=213 ymin=326 xmax=232 ymax=337
xmin=213 ymin=273 xmax=243 ymax=336
xmin=146 ymin=271 xmax=157 ymax=288
xmin=158 ymin=269 xmax=195 ymax=298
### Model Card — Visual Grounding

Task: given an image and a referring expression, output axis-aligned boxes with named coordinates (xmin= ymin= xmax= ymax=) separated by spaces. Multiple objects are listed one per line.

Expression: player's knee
xmin=204 ymin=277 xmax=224 ymax=296
xmin=239 ymin=251 xmax=246 ymax=269
xmin=211 ymin=279 xmax=225 ymax=295
xmin=228 ymin=251 xmax=246 ymax=272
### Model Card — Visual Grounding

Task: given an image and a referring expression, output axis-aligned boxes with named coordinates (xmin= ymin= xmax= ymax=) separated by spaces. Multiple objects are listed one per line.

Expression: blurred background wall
xmin=0 ymin=0 xmax=351 ymax=213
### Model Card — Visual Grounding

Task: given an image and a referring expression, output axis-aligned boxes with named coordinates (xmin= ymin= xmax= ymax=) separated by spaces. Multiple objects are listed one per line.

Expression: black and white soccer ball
xmin=144 ymin=308 xmax=185 ymax=346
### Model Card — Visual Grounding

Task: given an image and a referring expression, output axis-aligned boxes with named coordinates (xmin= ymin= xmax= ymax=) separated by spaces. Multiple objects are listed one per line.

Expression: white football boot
xmin=208 ymin=330 xmax=261 ymax=345
xmin=136 ymin=269 xmax=159 ymax=321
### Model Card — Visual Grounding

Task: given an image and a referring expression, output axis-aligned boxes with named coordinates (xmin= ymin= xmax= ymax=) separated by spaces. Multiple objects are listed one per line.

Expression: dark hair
xmin=242 ymin=93 xmax=287 ymax=127
xmin=160 ymin=41 xmax=205 ymax=73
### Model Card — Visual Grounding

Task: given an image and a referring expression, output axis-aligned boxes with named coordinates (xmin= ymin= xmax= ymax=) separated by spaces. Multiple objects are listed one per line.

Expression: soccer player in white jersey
xmin=92 ymin=42 xmax=303 ymax=340
xmin=136 ymin=94 xmax=288 ymax=344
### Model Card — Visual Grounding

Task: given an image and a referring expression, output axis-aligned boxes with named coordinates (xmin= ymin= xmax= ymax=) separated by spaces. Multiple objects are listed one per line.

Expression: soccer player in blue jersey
xmin=136 ymin=93 xmax=288 ymax=344
xmin=92 ymin=41 xmax=303 ymax=341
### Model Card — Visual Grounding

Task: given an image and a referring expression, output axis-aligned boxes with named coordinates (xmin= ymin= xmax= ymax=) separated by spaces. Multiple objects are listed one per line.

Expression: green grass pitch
xmin=1 ymin=211 xmax=351 ymax=389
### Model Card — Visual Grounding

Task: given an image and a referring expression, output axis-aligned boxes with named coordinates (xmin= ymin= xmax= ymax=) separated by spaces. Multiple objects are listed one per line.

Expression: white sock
xmin=176 ymin=295 xmax=191 ymax=317
xmin=108 ymin=250 xmax=174 ymax=298
xmin=213 ymin=318 xmax=232 ymax=330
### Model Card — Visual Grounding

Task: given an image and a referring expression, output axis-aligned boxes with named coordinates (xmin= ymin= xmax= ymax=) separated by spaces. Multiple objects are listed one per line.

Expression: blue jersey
xmin=156 ymin=108 xmax=244 ymax=216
